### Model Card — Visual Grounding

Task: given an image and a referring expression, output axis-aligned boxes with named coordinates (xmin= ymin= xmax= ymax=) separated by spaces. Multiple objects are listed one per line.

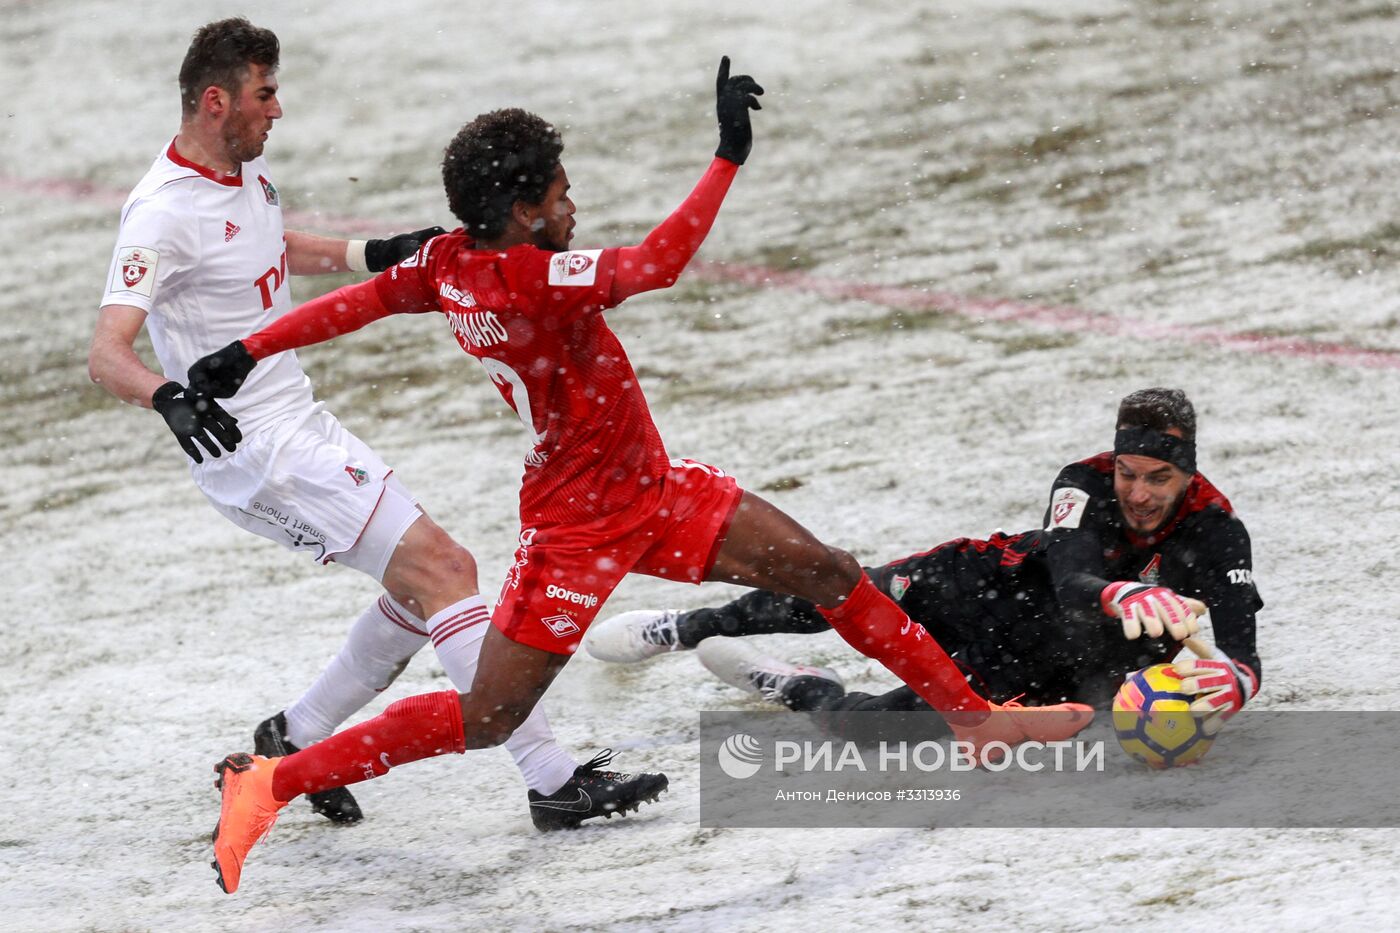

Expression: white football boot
xmin=586 ymin=609 xmax=686 ymax=663
xmin=696 ymin=637 xmax=843 ymax=704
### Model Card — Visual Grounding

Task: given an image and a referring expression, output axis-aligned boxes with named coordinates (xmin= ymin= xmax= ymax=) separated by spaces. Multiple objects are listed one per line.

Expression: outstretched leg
xmin=705 ymin=492 xmax=1093 ymax=759
xmin=708 ymin=491 xmax=988 ymax=713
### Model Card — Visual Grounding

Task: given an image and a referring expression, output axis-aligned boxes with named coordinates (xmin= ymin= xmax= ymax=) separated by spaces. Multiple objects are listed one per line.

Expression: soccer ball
xmin=1112 ymin=664 xmax=1215 ymax=769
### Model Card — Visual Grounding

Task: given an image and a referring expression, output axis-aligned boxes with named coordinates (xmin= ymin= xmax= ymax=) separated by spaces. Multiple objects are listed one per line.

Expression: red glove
xmin=1172 ymin=655 xmax=1258 ymax=735
xmin=1101 ymin=581 xmax=1203 ymax=641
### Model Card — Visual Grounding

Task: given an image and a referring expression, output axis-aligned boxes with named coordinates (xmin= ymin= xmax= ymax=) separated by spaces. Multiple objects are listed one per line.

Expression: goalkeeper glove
xmin=1172 ymin=655 xmax=1258 ymax=735
xmin=152 ymin=381 xmax=241 ymax=464
xmin=1101 ymin=581 xmax=1202 ymax=641
xmin=714 ymin=56 xmax=764 ymax=165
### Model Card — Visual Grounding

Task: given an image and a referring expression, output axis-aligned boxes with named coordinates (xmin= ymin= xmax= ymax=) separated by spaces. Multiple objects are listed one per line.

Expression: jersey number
xmin=480 ymin=358 xmax=545 ymax=445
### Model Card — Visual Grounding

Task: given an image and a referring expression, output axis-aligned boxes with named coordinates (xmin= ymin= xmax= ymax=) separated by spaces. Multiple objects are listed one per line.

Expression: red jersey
xmin=240 ymin=156 xmax=739 ymax=524
xmin=374 ymin=238 xmax=669 ymax=523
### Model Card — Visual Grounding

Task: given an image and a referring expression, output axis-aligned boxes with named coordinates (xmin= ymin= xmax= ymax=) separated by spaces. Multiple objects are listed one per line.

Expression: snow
xmin=2 ymin=0 xmax=1398 ymax=929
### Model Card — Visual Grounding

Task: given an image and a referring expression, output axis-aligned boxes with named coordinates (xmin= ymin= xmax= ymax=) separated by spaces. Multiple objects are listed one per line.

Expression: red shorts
xmin=492 ymin=459 xmax=743 ymax=654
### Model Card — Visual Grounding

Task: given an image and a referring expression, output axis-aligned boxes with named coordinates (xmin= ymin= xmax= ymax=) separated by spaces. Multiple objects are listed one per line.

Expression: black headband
xmin=1114 ymin=427 xmax=1196 ymax=473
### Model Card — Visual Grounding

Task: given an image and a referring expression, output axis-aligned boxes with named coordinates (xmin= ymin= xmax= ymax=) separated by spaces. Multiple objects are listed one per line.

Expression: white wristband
xmin=345 ymin=239 xmax=369 ymax=273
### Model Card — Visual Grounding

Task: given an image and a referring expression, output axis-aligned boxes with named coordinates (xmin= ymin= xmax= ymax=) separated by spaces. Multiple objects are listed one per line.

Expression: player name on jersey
xmin=445 ymin=307 xmax=509 ymax=349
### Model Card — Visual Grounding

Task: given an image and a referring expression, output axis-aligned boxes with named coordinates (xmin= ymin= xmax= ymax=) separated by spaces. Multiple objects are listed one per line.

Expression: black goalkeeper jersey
xmin=865 ymin=452 xmax=1262 ymax=706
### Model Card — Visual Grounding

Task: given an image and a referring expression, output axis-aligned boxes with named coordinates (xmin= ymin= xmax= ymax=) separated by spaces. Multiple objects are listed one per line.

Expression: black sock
xmin=779 ymin=675 xmax=849 ymax=711
xmin=676 ymin=590 xmax=833 ymax=647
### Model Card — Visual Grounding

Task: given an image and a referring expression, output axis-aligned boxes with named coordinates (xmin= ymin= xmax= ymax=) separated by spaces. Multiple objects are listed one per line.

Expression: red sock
xmin=271 ymin=690 xmax=466 ymax=802
xmin=819 ymin=575 xmax=989 ymax=713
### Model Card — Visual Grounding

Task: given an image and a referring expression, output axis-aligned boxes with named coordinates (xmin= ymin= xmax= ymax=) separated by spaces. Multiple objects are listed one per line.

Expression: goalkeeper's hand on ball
xmin=1101 ymin=581 xmax=1204 ymax=641
xmin=1172 ymin=655 xmax=1259 ymax=735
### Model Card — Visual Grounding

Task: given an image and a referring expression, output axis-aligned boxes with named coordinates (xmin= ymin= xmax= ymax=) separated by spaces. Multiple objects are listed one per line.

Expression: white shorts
xmin=194 ymin=408 xmax=423 ymax=582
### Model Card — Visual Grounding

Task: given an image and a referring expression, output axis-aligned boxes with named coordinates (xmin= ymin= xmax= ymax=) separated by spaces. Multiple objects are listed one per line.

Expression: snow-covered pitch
xmin=3 ymin=0 xmax=1398 ymax=929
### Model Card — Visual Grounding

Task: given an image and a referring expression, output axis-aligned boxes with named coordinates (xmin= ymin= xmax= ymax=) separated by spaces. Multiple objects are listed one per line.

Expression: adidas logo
xmin=224 ymin=220 xmax=241 ymax=242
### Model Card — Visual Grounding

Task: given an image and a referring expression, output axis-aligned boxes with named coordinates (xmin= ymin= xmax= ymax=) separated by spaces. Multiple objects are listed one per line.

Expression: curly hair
xmin=179 ymin=18 xmax=279 ymax=117
xmin=441 ymin=109 xmax=563 ymax=239
xmin=1117 ymin=387 xmax=1197 ymax=442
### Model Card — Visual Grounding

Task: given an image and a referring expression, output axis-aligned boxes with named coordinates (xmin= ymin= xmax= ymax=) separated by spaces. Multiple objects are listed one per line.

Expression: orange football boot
xmin=211 ymin=753 xmax=289 ymax=894
xmin=947 ymin=700 xmax=1095 ymax=765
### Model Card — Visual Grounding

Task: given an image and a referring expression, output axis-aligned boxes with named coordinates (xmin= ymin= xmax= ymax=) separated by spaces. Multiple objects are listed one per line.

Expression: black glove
xmin=187 ymin=340 xmax=257 ymax=398
xmin=152 ymin=380 xmax=242 ymax=464
xmin=364 ymin=225 xmax=447 ymax=273
xmin=715 ymin=56 xmax=764 ymax=165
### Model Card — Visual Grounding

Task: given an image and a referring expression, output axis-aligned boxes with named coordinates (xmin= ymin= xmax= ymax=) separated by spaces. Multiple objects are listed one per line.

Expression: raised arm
xmin=609 ymin=57 xmax=762 ymax=303
xmin=610 ymin=158 xmax=738 ymax=301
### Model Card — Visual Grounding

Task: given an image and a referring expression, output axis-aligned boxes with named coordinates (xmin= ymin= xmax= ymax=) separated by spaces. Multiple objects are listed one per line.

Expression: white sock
xmin=284 ymin=595 xmax=428 ymax=747
xmin=426 ymin=596 xmax=579 ymax=795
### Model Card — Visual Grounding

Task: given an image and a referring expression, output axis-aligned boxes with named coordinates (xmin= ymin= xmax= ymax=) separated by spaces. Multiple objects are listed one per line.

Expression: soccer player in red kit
xmin=191 ymin=59 xmax=1099 ymax=892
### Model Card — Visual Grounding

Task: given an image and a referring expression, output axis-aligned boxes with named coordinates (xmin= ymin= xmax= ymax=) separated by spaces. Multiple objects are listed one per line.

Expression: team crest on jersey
xmin=344 ymin=465 xmax=370 ymax=487
xmin=1047 ymin=486 xmax=1090 ymax=530
xmin=257 ymin=174 xmax=279 ymax=206
xmin=890 ymin=575 xmax=911 ymax=601
xmin=113 ymin=246 xmax=159 ymax=298
xmin=547 ymin=249 xmax=602 ymax=286
xmin=1138 ymin=554 xmax=1162 ymax=585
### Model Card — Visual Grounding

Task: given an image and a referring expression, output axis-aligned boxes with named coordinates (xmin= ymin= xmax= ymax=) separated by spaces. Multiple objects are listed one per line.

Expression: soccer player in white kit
xmin=86 ymin=17 xmax=665 ymax=832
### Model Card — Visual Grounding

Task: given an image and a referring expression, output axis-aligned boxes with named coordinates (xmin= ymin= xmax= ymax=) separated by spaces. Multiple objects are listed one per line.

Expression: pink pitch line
xmin=9 ymin=174 xmax=1397 ymax=371
xmin=695 ymin=261 xmax=1400 ymax=371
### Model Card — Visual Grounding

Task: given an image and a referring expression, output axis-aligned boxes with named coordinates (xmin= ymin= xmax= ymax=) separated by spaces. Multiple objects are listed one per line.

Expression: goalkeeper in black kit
xmin=588 ymin=388 xmax=1262 ymax=732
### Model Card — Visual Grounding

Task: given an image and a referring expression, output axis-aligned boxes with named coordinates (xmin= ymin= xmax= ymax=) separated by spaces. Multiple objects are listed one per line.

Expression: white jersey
xmin=100 ymin=140 xmax=314 ymax=433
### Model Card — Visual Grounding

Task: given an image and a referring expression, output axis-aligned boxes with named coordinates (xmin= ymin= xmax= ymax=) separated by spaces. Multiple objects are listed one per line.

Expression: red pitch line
xmin=10 ymin=174 xmax=1398 ymax=371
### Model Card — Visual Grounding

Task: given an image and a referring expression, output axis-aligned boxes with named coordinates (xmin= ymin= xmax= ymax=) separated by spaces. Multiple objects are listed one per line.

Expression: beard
xmin=223 ymin=109 xmax=265 ymax=164
xmin=527 ymin=217 xmax=567 ymax=253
